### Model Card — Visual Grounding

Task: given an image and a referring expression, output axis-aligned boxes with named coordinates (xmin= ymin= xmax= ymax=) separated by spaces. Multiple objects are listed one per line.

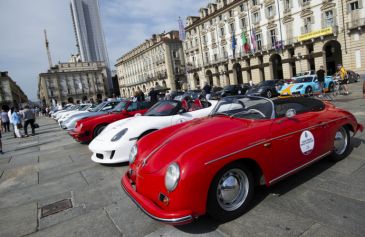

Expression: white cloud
xmin=0 ymin=0 xmax=211 ymax=100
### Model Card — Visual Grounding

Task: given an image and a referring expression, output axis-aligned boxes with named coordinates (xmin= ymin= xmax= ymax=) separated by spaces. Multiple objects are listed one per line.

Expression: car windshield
xmin=295 ymin=77 xmax=313 ymax=83
xmin=211 ymin=96 xmax=273 ymax=120
xmin=90 ymin=102 xmax=106 ymax=112
xmin=223 ymin=85 xmax=235 ymax=90
xmin=112 ymin=101 xmax=128 ymax=112
xmin=78 ymin=105 xmax=90 ymax=111
xmin=144 ymin=100 xmax=181 ymax=116
xmin=257 ymin=81 xmax=274 ymax=87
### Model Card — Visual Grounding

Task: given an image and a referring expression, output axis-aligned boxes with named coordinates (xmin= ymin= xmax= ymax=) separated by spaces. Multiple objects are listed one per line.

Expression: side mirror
xmin=285 ymin=109 xmax=296 ymax=118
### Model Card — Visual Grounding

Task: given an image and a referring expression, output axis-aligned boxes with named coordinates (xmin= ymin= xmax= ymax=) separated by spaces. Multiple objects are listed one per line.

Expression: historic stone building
xmin=0 ymin=71 xmax=28 ymax=108
xmin=184 ymin=0 xmax=365 ymax=88
xmin=38 ymin=61 xmax=108 ymax=107
xmin=116 ymin=31 xmax=186 ymax=97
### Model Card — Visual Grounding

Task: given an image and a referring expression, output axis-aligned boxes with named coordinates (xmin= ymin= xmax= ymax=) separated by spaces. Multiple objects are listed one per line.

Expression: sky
xmin=0 ymin=0 xmax=210 ymax=101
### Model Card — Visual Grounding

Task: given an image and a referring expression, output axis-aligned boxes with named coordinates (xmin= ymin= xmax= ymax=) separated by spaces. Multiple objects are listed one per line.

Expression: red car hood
xmin=137 ymin=116 xmax=270 ymax=174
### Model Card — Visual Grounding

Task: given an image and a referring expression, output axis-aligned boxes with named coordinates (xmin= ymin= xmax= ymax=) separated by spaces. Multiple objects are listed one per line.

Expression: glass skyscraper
xmin=70 ymin=0 xmax=112 ymax=91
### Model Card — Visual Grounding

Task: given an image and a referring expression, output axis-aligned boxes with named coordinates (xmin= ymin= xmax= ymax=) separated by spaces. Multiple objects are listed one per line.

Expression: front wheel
xmin=328 ymin=126 xmax=351 ymax=161
xmin=93 ymin=124 xmax=107 ymax=138
xmin=305 ymin=86 xmax=313 ymax=95
xmin=265 ymin=90 xmax=272 ymax=98
xmin=207 ymin=163 xmax=254 ymax=222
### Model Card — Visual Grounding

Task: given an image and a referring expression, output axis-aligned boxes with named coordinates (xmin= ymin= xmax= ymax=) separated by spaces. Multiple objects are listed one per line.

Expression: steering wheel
xmin=247 ymin=109 xmax=266 ymax=118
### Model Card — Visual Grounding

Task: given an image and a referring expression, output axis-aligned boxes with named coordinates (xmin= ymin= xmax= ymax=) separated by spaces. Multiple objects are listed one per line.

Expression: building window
xmin=252 ymin=0 xmax=258 ymax=6
xmin=205 ymin=52 xmax=209 ymax=64
xmin=220 ymin=27 xmax=225 ymax=36
xmin=270 ymin=29 xmax=276 ymax=47
xmin=253 ymin=12 xmax=260 ymax=24
xmin=230 ymin=23 xmax=235 ymax=33
xmin=284 ymin=0 xmax=292 ymax=10
xmin=324 ymin=10 xmax=334 ymax=27
xmin=302 ymin=0 xmax=311 ymax=6
xmin=240 ymin=4 xmax=245 ymax=12
xmin=240 ymin=18 xmax=246 ymax=28
xmin=203 ymin=35 xmax=207 ymax=44
xmin=229 ymin=10 xmax=233 ymax=17
xmin=219 ymin=15 xmax=222 ymax=21
xmin=349 ymin=1 xmax=360 ymax=10
xmin=256 ymin=33 xmax=262 ymax=50
xmin=267 ymin=5 xmax=274 ymax=18
xmin=303 ymin=16 xmax=313 ymax=33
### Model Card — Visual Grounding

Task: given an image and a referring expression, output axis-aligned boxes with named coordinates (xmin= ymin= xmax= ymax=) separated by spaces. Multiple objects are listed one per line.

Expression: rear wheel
xmin=93 ymin=124 xmax=107 ymax=138
xmin=265 ymin=90 xmax=272 ymax=98
xmin=207 ymin=163 xmax=254 ymax=222
xmin=328 ymin=126 xmax=351 ymax=161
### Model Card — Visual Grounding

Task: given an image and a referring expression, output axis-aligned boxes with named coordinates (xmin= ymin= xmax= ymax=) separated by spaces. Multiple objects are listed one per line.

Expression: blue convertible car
xmin=279 ymin=75 xmax=334 ymax=97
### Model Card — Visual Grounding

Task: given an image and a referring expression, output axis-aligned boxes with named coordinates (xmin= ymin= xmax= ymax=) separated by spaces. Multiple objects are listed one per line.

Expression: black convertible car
xmin=245 ymin=79 xmax=283 ymax=98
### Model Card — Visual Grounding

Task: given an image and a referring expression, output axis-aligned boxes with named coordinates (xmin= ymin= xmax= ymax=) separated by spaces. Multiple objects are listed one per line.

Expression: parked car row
xmin=51 ymin=93 xmax=362 ymax=225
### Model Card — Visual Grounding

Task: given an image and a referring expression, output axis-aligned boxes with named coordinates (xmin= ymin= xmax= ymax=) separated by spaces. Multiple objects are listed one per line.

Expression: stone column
xmin=164 ymin=43 xmax=176 ymax=91
xmin=263 ymin=54 xmax=271 ymax=80
xmin=250 ymin=57 xmax=261 ymax=84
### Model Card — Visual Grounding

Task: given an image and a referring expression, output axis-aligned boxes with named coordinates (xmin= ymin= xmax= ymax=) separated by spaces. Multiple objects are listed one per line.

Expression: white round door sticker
xmin=300 ymin=130 xmax=315 ymax=155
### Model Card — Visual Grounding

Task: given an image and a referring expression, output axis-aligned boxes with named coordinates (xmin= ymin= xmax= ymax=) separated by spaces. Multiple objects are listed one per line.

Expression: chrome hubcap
xmin=217 ymin=169 xmax=249 ymax=211
xmin=334 ymin=127 xmax=348 ymax=155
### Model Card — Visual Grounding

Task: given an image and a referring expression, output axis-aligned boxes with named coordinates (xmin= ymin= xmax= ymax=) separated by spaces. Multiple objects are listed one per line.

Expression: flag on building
xmin=241 ymin=32 xmax=250 ymax=53
xmin=250 ymin=27 xmax=257 ymax=53
xmin=275 ymin=40 xmax=283 ymax=51
xmin=178 ymin=17 xmax=185 ymax=41
xmin=232 ymin=32 xmax=237 ymax=58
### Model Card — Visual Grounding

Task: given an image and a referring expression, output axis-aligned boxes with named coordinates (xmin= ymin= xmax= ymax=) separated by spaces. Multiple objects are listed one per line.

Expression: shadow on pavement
xmin=175 ymin=154 xmax=338 ymax=234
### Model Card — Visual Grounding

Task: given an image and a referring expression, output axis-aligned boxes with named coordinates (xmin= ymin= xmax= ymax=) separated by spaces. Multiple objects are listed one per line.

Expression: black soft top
xmin=273 ymin=97 xmax=325 ymax=118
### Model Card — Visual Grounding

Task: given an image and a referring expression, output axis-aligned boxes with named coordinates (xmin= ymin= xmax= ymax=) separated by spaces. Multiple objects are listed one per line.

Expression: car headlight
xmin=129 ymin=144 xmax=138 ymax=164
xmin=165 ymin=162 xmax=180 ymax=192
xmin=111 ymin=128 xmax=128 ymax=142
xmin=297 ymin=85 xmax=303 ymax=89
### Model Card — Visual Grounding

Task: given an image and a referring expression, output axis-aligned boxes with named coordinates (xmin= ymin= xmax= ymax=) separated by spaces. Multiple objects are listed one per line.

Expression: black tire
xmin=305 ymin=86 xmax=312 ymax=95
xmin=265 ymin=90 xmax=272 ymax=98
xmin=207 ymin=163 xmax=254 ymax=222
xmin=93 ymin=124 xmax=107 ymax=138
xmin=328 ymin=126 xmax=351 ymax=162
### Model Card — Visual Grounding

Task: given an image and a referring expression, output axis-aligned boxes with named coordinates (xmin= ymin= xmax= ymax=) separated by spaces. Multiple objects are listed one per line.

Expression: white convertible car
xmin=89 ymin=99 xmax=218 ymax=164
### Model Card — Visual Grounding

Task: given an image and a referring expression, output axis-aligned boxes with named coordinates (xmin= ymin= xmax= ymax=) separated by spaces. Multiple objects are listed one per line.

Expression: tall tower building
xmin=70 ymin=0 xmax=112 ymax=93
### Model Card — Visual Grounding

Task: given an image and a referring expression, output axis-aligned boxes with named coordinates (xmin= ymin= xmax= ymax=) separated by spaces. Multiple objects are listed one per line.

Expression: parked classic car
xmin=122 ymin=96 xmax=363 ymax=224
xmin=89 ymin=98 xmax=217 ymax=164
xmin=279 ymin=75 xmax=334 ymax=97
xmin=69 ymin=100 xmax=151 ymax=143
xmin=61 ymin=100 xmax=120 ymax=130
xmin=245 ymin=80 xmax=282 ymax=98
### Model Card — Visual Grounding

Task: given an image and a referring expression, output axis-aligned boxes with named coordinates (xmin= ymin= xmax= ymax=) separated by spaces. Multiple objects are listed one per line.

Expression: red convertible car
xmin=122 ymin=96 xmax=363 ymax=224
xmin=69 ymin=100 xmax=151 ymax=143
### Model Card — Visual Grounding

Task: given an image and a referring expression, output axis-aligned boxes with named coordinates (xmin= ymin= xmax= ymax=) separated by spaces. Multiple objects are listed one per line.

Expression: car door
xmin=267 ymin=106 xmax=324 ymax=182
xmin=312 ymin=76 xmax=320 ymax=91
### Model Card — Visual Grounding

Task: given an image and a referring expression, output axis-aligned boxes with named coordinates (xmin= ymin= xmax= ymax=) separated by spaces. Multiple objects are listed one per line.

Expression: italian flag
xmin=241 ymin=32 xmax=250 ymax=53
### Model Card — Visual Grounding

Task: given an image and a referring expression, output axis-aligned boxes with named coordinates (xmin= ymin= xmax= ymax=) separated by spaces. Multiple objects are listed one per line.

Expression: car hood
xmin=137 ymin=116 xmax=269 ymax=174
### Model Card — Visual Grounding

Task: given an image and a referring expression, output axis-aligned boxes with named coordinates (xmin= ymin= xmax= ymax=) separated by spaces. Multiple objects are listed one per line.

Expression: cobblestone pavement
xmin=0 ymin=83 xmax=364 ymax=237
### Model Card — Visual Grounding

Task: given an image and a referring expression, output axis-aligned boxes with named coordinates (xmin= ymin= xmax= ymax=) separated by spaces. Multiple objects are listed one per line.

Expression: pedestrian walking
xmin=337 ymin=64 xmax=349 ymax=95
xmin=316 ymin=66 xmax=325 ymax=95
xmin=22 ymin=105 xmax=36 ymax=136
xmin=203 ymin=82 xmax=212 ymax=100
xmin=8 ymin=107 xmax=16 ymax=138
xmin=1 ymin=108 xmax=10 ymax=132
xmin=11 ymin=108 xmax=23 ymax=138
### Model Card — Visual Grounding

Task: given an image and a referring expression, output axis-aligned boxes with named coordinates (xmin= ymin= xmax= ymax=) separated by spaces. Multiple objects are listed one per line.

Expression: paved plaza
xmin=0 ymin=83 xmax=365 ymax=237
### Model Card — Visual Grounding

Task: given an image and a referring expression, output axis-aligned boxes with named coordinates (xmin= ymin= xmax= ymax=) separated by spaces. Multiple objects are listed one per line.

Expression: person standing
xmin=337 ymin=64 xmax=349 ymax=95
xmin=149 ymin=87 xmax=158 ymax=104
xmin=316 ymin=66 xmax=325 ymax=95
xmin=11 ymin=108 xmax=23 ymax=138
xmin=22 ymin=105 xmax=36 ymax=136
xmin=203 ymin=82 xmax=212 ymax=100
